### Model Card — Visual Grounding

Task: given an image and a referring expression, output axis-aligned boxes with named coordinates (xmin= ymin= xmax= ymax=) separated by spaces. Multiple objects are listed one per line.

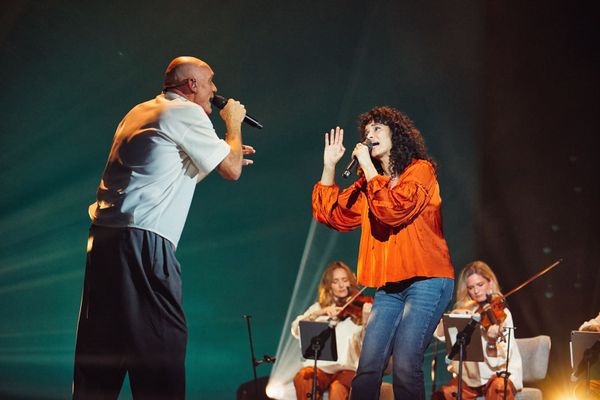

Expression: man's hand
xmin=242 ymin=144 xmax=255 ymax=166
xmin=220 ymin=99 xmax=246 ymax=127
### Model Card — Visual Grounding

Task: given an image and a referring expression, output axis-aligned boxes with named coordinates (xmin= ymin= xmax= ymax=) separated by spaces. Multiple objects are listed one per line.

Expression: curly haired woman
xmin=312 ymin=106 xmax=455 ymax=399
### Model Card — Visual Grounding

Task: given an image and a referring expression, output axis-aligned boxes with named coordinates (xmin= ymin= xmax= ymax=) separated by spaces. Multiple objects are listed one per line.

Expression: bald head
xmin=162 ymin=56 xmax=217 ymax=114
xmin=163 ymin=56 xmax=211 ymax=88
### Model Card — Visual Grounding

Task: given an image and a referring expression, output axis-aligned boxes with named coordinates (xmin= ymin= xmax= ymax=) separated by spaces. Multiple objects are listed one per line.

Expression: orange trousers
xmin=431 ymin=376 xmax=517 ymax=400
xmin=574 ymin=379 xmax=600 ymax=399
xmin=293 ymin=366 xmax=354 ymax=400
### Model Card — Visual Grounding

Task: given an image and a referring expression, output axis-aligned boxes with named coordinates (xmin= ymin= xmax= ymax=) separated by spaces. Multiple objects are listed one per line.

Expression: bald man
xmin=73 ymin=56 xmax=254 ymax=399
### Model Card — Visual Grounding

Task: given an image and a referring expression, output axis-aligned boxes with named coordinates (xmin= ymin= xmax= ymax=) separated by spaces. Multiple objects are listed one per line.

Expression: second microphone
xmin=342 ymin=139 xmax=373 ymax=179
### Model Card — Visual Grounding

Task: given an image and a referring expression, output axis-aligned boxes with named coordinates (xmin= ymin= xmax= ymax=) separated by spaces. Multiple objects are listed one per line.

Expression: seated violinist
xmin=432 ymin=261 xmax=523 ymax=400
xmin=573 ymin=312 xmax=600 ymax=399
xmin=291 ymin=260 xmax=372 ymax=400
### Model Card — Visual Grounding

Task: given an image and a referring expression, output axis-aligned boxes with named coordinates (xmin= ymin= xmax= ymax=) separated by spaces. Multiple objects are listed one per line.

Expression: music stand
xmin=443 ymin=314 xmax=484 ymax=400
xmin=299 ymin=321 xmax=338 ymax=399
xmin=571 ymin=331 xmax=600 ymax=395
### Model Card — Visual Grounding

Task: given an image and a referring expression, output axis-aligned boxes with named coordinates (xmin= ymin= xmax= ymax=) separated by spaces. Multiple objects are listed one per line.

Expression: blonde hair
xmin=317 ymin=261 xmax=359 ymax=307
xmin=454 ymin=260 xmax=502 ymax=309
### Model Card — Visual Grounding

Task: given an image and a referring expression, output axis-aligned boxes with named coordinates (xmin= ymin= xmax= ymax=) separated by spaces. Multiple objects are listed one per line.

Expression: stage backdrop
xmin=0 ymin=1 xmax=596 ymax=399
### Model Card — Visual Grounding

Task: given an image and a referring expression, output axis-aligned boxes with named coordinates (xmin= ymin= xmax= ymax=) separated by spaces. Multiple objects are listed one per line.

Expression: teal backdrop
xmin=1 ymin=1 xmax=596 ymax=399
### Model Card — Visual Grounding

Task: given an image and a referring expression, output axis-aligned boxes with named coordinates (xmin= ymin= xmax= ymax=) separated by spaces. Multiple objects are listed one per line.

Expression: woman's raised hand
xmin=323 ymin=127 xmax=346 ymax=168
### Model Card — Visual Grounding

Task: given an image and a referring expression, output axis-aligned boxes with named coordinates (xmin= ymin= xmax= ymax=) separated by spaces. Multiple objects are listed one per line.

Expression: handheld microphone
xmin=210 ymin=94 xmax=263 ymax=129
xmin=342 ymin=139 xmax=373 ymax=179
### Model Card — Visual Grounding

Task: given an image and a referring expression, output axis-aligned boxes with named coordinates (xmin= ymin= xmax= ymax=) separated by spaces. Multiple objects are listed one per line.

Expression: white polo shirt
xmin=89 ymin=92 xmax=230 ymax=248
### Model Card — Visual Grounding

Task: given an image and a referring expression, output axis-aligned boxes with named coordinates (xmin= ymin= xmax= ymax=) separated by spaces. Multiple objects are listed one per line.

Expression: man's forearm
xmin=217 ymin=122 xmax=243 ymax=180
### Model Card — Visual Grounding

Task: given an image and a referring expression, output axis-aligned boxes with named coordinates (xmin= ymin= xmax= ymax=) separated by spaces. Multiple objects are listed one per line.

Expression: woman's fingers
xmin=324 ymin=127 xmax=345 ymax=147
xmin=335 ymin=127 xmax=343 ymax=145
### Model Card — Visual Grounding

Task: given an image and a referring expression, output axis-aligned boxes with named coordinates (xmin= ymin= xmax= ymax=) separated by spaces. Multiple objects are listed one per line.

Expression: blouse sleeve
xmin=291 ymin=303 xmax=322 ymax=339
xmin=365 ymin=161 xmax=437 ymax=227
xmin=312 ymin=179 xmax=366 ymax=231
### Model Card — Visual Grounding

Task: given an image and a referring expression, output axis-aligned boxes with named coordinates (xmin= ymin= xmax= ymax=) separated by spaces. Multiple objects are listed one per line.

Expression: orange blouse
xmin=312 ymin=159 xmax=454 ymax=288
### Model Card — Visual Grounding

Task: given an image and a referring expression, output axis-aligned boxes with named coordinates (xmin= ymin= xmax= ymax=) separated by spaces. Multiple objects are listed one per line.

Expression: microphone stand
xmin=456 ymin=332 xmax=467 ymax=400
xmin=303 ymin=320 xmax=337 ymax=399
xmin=309 ymin=338 xmax=322 ymax=399
xmin=447 ymin=315 xmax=480 ymax=400
xmin=496 ymin=326 xmax=515 ymax=400
xmin=243 ymin=315 xmax=276 ymax=399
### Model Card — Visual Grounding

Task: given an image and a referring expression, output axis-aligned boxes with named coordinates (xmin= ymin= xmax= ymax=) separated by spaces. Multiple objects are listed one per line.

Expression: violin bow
xmin=503 ymin=258 xmax=563 ymax=299
xmin=340 ymin=286 xmax=368 ymax=311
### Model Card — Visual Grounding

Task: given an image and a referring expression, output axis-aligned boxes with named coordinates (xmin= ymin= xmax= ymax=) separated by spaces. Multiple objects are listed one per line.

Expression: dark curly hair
xmin=358 ymin=106 xmax=436 ymax=177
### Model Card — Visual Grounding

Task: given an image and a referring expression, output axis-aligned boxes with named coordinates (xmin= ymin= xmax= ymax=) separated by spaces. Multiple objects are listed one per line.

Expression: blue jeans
xmin=351 ymin=277 xmax=453 ymax=400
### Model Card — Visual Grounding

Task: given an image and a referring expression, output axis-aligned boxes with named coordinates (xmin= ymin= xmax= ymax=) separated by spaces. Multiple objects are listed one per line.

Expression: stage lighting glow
xmin=267 ymin=220 xmax=341 ymax=400
xmin=265 ymin=381 xmax=285 ymax=399
xmin=86 ymin=234 xmax=94 ymax=253
xmin=546 ymin=389 xmax=578 ymax=400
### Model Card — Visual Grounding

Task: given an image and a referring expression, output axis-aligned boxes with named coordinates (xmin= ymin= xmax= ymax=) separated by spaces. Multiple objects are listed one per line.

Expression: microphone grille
xmin=210 ymin=94 xmax=227 ymax=109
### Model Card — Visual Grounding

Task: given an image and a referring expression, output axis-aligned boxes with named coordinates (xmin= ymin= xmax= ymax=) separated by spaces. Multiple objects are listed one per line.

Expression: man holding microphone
xmin=73 ymin=56 xmax=255 ymax=399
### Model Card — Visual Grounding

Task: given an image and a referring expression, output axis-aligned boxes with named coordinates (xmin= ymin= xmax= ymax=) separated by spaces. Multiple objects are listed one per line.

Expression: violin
xmin=477 ymin=293 xmax=508 ymax=330
xmin=335 ymin=287 xmax=373 ymax=325
xmin=471 ymin=293 xmax=509 ymax=345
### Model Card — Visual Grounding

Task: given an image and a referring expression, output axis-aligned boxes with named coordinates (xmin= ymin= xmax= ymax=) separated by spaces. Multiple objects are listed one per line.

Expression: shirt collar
xmin=164 ymin=91 xmax=188 ymax=101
